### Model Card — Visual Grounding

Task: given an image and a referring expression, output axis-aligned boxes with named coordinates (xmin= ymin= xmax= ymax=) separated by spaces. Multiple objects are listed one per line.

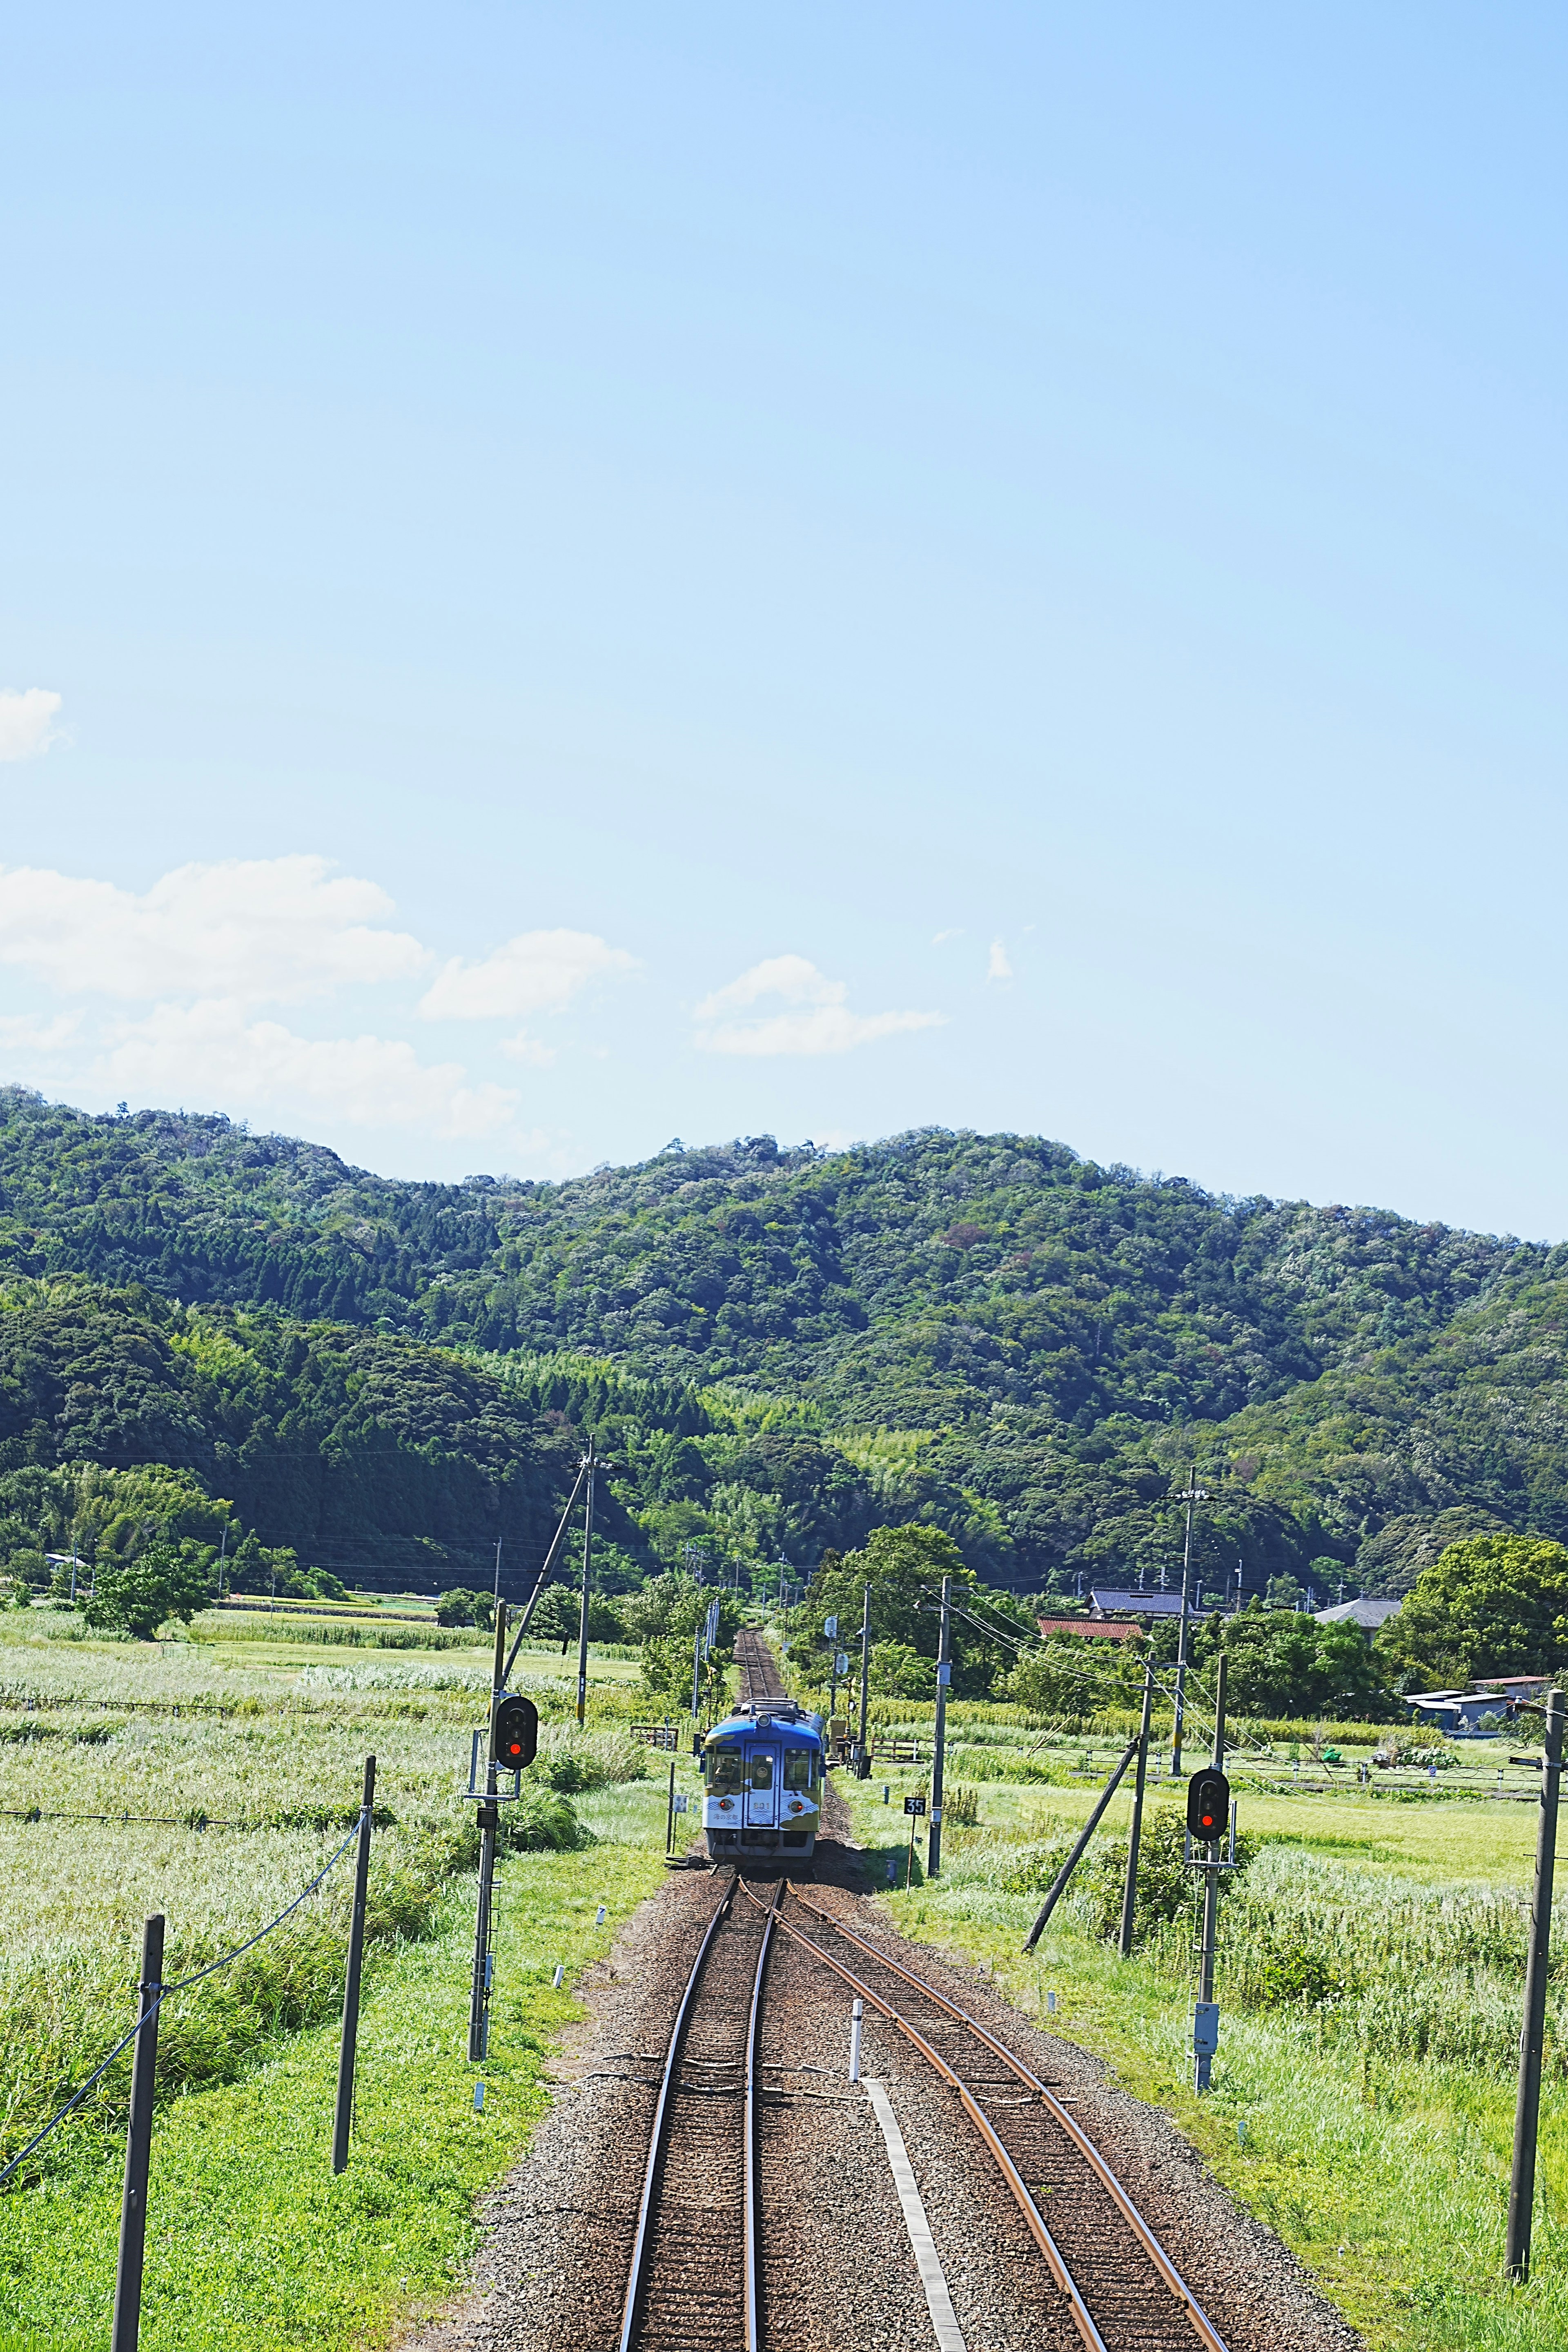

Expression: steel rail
xmin=617 ymin=1875 xmax=737 ymax=2352
xmin=787 ymin=1889 xmax=1228 ymax=2352
xmin=739 ymin=1883 xmax=1107 ymax=2352
xmin=742 ymin=1880 xmax=784 ymax=2351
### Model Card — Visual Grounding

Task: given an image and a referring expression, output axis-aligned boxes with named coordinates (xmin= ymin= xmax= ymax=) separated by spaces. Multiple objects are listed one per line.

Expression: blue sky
xmin=3 ymin=5 xmax=1566 ymax=1232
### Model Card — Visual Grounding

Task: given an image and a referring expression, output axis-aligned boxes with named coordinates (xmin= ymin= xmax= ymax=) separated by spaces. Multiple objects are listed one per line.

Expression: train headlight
xmin=718 ymin=1797 xmax=735 ymax=1810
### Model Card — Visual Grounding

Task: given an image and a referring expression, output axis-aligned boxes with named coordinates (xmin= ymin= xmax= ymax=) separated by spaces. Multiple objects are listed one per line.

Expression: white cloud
xmin=0 ymin=856 xmax=429 ymax=1004
xmin=0 ymin=689 xmax=64 ymax=762
xmin=694 ymin=955 xmax=944 ymax=1057
xmin=0 ymin=1010 xmax=81 ymax=1054
xmin=499 ymin=1030 xmax=557 ymax=1068
xmin=987 ymin=937 xmax=1013 ymax=982
xmin=102 ymin=1000 xmax=518 ymax=1138
xmin=932 ymin=928 xmax=964 ymax=945
xmin=419 ymin=929 xmax=636 ymax=1021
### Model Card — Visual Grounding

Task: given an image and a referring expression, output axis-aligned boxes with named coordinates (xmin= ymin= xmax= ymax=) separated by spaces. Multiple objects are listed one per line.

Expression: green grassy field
xmin=839 ymin=1738 xmax=1568 ymax=2352
xmin=0 ymin=1614 xmax=700 ymax=2350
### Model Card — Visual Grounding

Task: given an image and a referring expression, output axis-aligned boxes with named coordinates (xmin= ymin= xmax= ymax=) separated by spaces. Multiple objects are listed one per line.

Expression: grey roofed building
xmin=1315 ymin=1597 xmax=1402 ymax=1633
xmin=1089 ymin=1588 xmax=1202 ymax=1620
xmin=1406 ymin=1688 xmax=1513 ymax=1737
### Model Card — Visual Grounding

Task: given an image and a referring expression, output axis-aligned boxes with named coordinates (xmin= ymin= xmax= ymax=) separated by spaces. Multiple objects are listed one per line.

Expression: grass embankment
xmin=0 ymin=1618 xmax=699 ymax=2350
xmin=837 ymin=1753 xmax=1568 ymax=2352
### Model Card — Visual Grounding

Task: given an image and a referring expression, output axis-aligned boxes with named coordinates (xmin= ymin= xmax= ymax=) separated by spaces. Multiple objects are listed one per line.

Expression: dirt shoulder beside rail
xmin=399 ymin=1789 xmax=1364 ymax=2352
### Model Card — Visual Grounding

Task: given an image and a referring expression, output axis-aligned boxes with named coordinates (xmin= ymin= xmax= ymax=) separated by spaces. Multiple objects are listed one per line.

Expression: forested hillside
xmin=2 ymin=1085 xmax=1566 ymax=1599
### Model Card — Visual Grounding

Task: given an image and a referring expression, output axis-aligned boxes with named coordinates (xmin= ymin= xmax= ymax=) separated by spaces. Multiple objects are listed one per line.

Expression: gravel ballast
xmin=399 ymin=1795 xmax=1367 ymax=2352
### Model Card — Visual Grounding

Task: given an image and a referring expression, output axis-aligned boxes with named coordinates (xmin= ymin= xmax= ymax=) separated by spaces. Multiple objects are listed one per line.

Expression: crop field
xmin=0 ymin=1612 xmax=699 ymax=2352
xmin=836 ymin=1694 xmax=1568 ymax=2352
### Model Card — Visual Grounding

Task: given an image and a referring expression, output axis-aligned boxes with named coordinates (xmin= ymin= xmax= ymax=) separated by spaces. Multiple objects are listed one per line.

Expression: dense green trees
xmin=1377 ymin=1534 xmax=1568 ymax=1685
xmin=13 ymin=1089 xmax=1568 ymax=1613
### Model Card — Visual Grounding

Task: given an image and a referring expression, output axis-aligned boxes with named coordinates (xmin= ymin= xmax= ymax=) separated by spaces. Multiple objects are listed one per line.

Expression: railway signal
xmin=494 ymin=1693 xmax=538 ymax=1771
xmin=1186 ymin=1766 xmax=1229 ymax=1840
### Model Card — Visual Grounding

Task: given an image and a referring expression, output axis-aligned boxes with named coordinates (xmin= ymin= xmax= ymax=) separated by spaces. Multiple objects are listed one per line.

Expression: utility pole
xmin=575 ymin=1443 xmax=595 ymax=1728
xmin=928 ymin=1577 xmax=951 ymax=1878
xmin=1118 ymin=1660 xmax=1155 ymax=1958
xmin=1171 ymin=1470 xmax=1207 ymax=1775
xmin=492 ymin=1535 xmax=503 ymax=1614
xmin=1507 ymin=1686 xmax=1563 ymax=2281
xmin=855 ymin=1582 xmax=872 ymax=1779
xmin=468 ymin=1602 xmax=507 ymax=2063
xmin=1194 ymin=1653 xmax=1228 ymax=2090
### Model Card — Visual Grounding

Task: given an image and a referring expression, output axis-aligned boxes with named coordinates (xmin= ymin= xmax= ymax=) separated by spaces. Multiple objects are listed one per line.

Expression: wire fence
xmin=0 ymin=1812 xmax=365 ymax=2192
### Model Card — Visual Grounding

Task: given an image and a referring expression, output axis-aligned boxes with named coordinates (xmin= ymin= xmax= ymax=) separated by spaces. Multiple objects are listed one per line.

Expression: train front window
xmin=749 ymin=1752 xmax=774 ymax=1792
xmin=783 ymin=1749 xmax=813 ymax=1792
xmin=708 ymin=1745 xmax=742 ymax=1794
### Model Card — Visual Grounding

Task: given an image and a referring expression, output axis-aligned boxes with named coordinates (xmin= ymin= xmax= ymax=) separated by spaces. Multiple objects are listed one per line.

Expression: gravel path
xmin=398 ymin=1788 xmax=1366 ymax=2352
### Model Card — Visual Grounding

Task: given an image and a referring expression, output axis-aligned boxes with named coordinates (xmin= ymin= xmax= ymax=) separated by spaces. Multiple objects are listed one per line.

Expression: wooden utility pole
xmin=1507 ymin=1686 xmax=1563 ymax=2281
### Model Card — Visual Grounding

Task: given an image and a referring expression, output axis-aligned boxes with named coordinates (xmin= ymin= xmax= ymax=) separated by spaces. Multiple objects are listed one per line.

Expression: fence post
xmin=332 ymin=1755 xmax=376 ymax=2174
xmin=111 ymin=1913 xmax=165 ymax=2352
xmin=1507 ymin=1685 xmax=1563 ymax=2281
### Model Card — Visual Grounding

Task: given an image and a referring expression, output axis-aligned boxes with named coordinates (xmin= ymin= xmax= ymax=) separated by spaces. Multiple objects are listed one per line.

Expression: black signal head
xmin=493 ymin=1692 xmax=539 ymax=1770
xmin=1186 ymin=1766 xmax=1230 ymax=1840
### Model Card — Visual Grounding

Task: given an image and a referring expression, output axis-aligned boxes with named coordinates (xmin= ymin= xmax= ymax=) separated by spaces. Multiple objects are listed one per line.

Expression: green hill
xmin=2 ymin=1085 xmax=1564 ymax=1600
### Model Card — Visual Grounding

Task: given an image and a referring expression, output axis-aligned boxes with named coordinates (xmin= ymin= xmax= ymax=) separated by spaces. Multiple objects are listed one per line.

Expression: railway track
xmin=619 ymin=1875 xmax=782 ymax=2352
xmin=745 ymin=1881 xmax=1229 ymax=2352
xmin=733 ymin=1628 xmax=788 ymax=1706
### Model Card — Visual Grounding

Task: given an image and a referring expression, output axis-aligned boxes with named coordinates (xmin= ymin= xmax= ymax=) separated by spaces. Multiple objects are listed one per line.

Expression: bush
xmin=1081 ymin=1804 xmax=1256 ymax=1944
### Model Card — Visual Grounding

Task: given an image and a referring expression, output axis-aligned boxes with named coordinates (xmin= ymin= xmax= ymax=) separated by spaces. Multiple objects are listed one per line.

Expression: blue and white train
xmin=700 ymin=1699 xmax=827 ymax=1860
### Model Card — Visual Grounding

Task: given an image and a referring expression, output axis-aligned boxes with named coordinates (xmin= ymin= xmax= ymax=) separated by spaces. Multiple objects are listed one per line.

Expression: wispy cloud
xmin=0 ymin=688 xmax=64 ymax=763
xmin=932 ymin=928 xmax=964 ymax=945
xmin=102 ymin=1000 xmax=518 ymax=1138
xmin=987 ymin=938 xmax=1013 ymax=982
xmin=419 ymin=928 xmax=636 ymax=1021
xmin=0 ymin=1011 xmax=81 ymax=1054
xmin=0 ymin=856 xmax=428 ymax=1003
xmin=695 ymin=955 xmax=944 ymax=1057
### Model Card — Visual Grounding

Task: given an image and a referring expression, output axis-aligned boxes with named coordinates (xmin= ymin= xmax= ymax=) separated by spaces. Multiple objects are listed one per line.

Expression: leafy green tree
xmin=435 ymin=1587 xmax=494 ymax=1628
xmin=1212 ymin=1608 xmax=1396 ymax=1718
xmin=791 ymin=1523 xmax=1025 ymax=1699
xmin=1005 ymin=1634 xmax=1145 ymax=1720
xmin=1378 ymin=1534 xmax=1568 ymax=1685
xmin=85 ymin=1541 xmax=212 ymax=1639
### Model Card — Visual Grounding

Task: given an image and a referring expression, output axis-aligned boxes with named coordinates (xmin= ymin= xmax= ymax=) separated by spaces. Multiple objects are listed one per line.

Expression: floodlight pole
xmin=1170 ymin=1472 xmax=1206 ymax=1776
xmin=1507 ymin=1686 xmax=1563 ymax=2281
